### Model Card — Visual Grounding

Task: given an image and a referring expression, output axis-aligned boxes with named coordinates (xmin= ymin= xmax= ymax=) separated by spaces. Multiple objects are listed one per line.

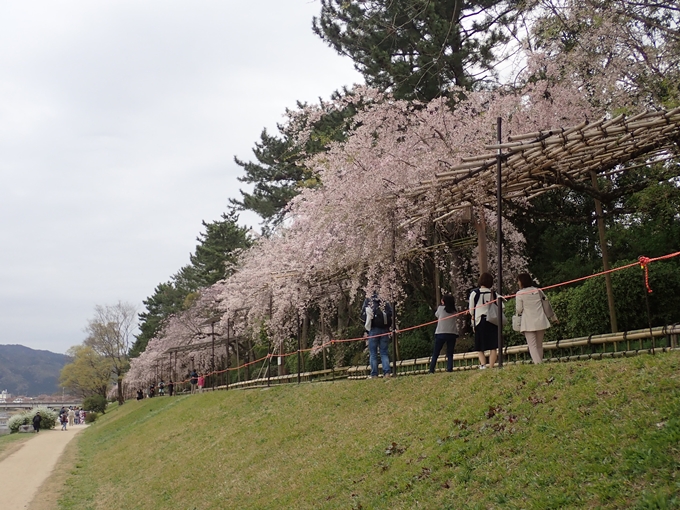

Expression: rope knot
xmin=638 ymin=256 xmax=653 ymax=293
xmin=638 ymin=256 xmax=651 ymax=267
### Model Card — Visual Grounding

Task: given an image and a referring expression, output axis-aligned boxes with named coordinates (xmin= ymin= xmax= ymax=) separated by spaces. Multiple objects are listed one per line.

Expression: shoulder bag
xmin=538 ymin=289 xmax=556 ymax=321
xmin=486 ymin=293 xmax=508 ymax=327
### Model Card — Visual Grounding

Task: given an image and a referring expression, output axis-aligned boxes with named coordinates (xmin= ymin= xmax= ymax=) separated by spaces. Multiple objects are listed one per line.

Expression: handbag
xmin=486 ymin=298 xmax=508 ymax=327
xmin=538 ymin=290 xmax=556 ymax=321
xmin=512 ymin=314 xmax=522 ymax=332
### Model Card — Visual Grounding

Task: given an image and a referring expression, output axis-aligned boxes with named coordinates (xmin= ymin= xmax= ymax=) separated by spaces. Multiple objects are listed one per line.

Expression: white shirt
xmin=468 ymin=286 xmax=493 ymax=326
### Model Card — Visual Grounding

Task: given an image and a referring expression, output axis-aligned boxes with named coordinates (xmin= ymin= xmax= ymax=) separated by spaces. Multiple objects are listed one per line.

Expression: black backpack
xmin=472 ymin=288 xmax=493 ymax=310
xmin=365 ymin=298 xmax=392 ymax=329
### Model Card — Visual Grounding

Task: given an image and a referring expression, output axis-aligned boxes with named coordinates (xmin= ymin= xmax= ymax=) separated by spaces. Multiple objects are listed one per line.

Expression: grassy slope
xmin=0 ymin=432 xmax=30 ymax=462
xmin=60 ymin=353 xmax=680 ymax=510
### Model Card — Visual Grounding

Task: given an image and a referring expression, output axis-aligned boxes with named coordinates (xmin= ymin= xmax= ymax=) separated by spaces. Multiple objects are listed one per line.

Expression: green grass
xmin=60 ymin=353 xmax=680 ymax=509
xmin=0 ymin=431 xmax=30 ymax=459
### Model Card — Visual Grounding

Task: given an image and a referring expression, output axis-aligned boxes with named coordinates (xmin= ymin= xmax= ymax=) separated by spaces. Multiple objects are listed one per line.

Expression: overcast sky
xmin=0 ymin=1 xmax=362 ymax=354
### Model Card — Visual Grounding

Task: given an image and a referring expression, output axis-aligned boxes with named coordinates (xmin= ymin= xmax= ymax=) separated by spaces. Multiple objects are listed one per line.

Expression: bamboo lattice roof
xmin=402 ymin=107 xmax=680 ymax=226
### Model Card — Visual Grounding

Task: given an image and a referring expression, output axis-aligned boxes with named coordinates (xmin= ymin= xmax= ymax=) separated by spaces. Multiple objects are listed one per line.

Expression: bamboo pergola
xmin=401 ymin=108 xmax=680 ymax=336
xmin=402 ymin=108 xmax=680 ymax=225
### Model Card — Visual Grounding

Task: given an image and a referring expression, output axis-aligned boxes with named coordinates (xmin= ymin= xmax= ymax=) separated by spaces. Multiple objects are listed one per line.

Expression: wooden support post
xmin=225 ymin=318 xmax=230 ymax=390
xmin=434 ymin=227 xmax=441 ymax=307
xmin=297 ymin=313 xmax=302 ymax=385
xmin=475 ymin=208 xmax=489 ymax=274
xmin=590 ymin=171 xmax=618 ymax=333
xmin=321 ymin=314 xmax=327 ymax=371
xmin=496 ymin=117 xmax=504 ymax=368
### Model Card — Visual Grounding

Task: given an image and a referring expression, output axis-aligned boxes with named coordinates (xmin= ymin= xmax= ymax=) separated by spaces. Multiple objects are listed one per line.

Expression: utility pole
xmin=496 ymin=117 xmax=504 ymax=368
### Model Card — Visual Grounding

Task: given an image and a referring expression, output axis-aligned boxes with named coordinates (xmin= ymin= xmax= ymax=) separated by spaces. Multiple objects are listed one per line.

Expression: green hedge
xmin=83 ymin=395 xmax=108 ymax=414
xmin=502 ymin=259 xmax=680 ymax=343
xmin=8 ymin=406 xmax=58 ymax=433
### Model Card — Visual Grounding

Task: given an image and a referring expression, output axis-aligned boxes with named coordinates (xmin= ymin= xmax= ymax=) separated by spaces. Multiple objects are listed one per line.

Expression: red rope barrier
xmin=150 ymin=250 xmax=680 ymax=385
xmin=638 ymin=256 xmax=653 ymax=294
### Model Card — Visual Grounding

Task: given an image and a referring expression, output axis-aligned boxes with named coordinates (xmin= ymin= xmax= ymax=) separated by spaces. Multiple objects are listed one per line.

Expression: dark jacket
xmin=360 ymin=297 xmax=393 ymax=331
xmin=32 ymin=414 xmax=42 ymax=427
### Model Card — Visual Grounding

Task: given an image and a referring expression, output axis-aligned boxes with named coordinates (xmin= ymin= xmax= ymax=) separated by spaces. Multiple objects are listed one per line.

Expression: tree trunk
xmin=117 ymin=375 xmax=124 ymax=405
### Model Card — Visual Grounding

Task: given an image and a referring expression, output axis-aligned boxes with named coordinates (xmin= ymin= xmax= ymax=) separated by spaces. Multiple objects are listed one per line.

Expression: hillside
xmin=60 ymin=353 xmax=679 ymax=509
xmin=0 ymin=344 xmax=70 ymax=396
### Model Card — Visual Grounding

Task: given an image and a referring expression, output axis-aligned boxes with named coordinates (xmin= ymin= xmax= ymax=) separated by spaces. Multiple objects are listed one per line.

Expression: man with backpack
xmin=361 ymin=293 xmax=394 ymax=379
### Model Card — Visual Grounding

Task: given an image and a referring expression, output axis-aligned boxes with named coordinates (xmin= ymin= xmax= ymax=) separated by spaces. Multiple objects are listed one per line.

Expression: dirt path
xmin=0 ymin=425 xmax=85 ymax=509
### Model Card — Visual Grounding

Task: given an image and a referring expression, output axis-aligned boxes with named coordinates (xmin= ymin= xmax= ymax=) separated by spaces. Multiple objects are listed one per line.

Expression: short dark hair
xmin=442 ymin=294 xmax=456 ymax=314
xmin=478 ymin=272 xmax=493 ymax=288
xmin=517 ymin=273 xmax=533 ymax=289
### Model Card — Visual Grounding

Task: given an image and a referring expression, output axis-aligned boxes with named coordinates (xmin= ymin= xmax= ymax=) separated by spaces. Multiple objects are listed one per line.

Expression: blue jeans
xmin=368 ymin=328 xmax=391 ymax=376
xmin=429 ymin=333 xmax=458 ymax=373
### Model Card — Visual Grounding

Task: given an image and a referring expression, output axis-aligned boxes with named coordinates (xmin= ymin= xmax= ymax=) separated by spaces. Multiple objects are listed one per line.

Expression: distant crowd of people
xmin=58 ymin=406 xmax=85 ymax=431
xmin=131 ymin=272 xmax=557 ymax=392
xmin=363 ymin=272 xmax=557 ymax=378
xmin=135 ymin=369 xmax=209 ymax=401
xmin=31 ymin=406 xmax=86 ymax=433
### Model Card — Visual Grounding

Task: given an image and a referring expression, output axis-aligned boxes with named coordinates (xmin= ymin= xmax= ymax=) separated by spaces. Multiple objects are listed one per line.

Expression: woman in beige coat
xmin=515 ymin=273 xmax=556 ymax=364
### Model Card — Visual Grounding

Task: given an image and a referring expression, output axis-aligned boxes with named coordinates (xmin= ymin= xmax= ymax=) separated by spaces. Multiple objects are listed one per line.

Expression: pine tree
xmin=130 ymin=212 xmax=251 ymax=357
xmin=313 ymin=0 xmax=524 ymax=100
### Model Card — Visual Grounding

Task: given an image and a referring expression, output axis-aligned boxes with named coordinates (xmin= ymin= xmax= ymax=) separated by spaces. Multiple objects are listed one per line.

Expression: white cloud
xmin=0 ymin=0 xmax=362 ymax=353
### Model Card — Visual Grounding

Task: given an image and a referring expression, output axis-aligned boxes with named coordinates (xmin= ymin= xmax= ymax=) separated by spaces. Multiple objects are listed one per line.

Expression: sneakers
xmin=479 ymin=365 xmax=487 ymax=370
xmin=384 ymin=373 xmax=393 ymax=378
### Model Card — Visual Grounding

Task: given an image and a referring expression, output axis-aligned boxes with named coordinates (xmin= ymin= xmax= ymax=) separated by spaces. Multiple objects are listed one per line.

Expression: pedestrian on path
xmin=32 ymin=412 xmax=42 ymax=433
xmin=60 ymin=412 xmax=67 ymax=431
xmin=68 ymin=408 xmax=75 ymax=427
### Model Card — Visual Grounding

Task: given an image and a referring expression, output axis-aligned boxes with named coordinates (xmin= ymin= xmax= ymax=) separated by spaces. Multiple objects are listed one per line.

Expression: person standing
xmin=197 ymin=373 xmax=205 ymax=393
xmin=190 ymin=370 xmax=198 ymax=394
xmin=68 ymin=407 xmax=75 ymax=427
xmin=32 ymin=412 xmax=42 ymax=433
xmin=60 ymin=412 xmax=68 ymax=431
xmin=469 ymin=273 xmax=499 ymax=369
xmin=515 ymin=273 xmax=556 ymax=364
xmin=168 ymin=380 xmax=174 ymax=397
xmin=136 ymin=389 xmax=144 ymax=400
xmin=361 ymin=294 xmax=393 ymax=379
xmin=429 ymin=294 xmax=459 ymax=373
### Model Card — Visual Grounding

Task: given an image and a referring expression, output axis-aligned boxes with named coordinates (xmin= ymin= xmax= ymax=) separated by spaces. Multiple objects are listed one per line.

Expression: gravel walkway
xmin=0 ymin=425 xmax=85 ymax=509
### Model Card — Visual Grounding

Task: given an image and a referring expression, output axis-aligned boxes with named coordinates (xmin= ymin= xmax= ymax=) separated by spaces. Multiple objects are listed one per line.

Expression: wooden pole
xmin=475 ymin=209 xmax=489 ymax=274
xmin=297 ymin=313 xmax=302 ymax=385
xmin=225 ymin=318 xmax=230 ymax=390
xmin=391 ymin=210 xmax=398 ymax=375
xmin=590 ymin=171 xmax=618 ymax=333
xmin=496 ymin=117 xmax=504 ymax=368
xmin=434 ymin=227 xmax=441 ymax=307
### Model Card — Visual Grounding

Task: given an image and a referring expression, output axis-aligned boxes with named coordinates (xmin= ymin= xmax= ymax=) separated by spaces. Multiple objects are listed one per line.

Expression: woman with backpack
xmin=429 ymin=294 xmax=459 ymax=373
xmin=361 ymin=294 xmax=393 ymax=379
xmin=469 ymin=272 xmax=498 ymax=369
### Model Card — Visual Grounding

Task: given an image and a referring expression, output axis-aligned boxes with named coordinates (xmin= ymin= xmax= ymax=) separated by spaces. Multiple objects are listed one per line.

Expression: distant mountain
xmin=0 ymin=344 xmax=71 ymax=397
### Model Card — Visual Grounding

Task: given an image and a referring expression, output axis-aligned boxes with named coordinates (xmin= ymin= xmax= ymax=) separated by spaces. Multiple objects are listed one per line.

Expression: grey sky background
xmin=0 ymin=1 xmax=362 ymax=354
